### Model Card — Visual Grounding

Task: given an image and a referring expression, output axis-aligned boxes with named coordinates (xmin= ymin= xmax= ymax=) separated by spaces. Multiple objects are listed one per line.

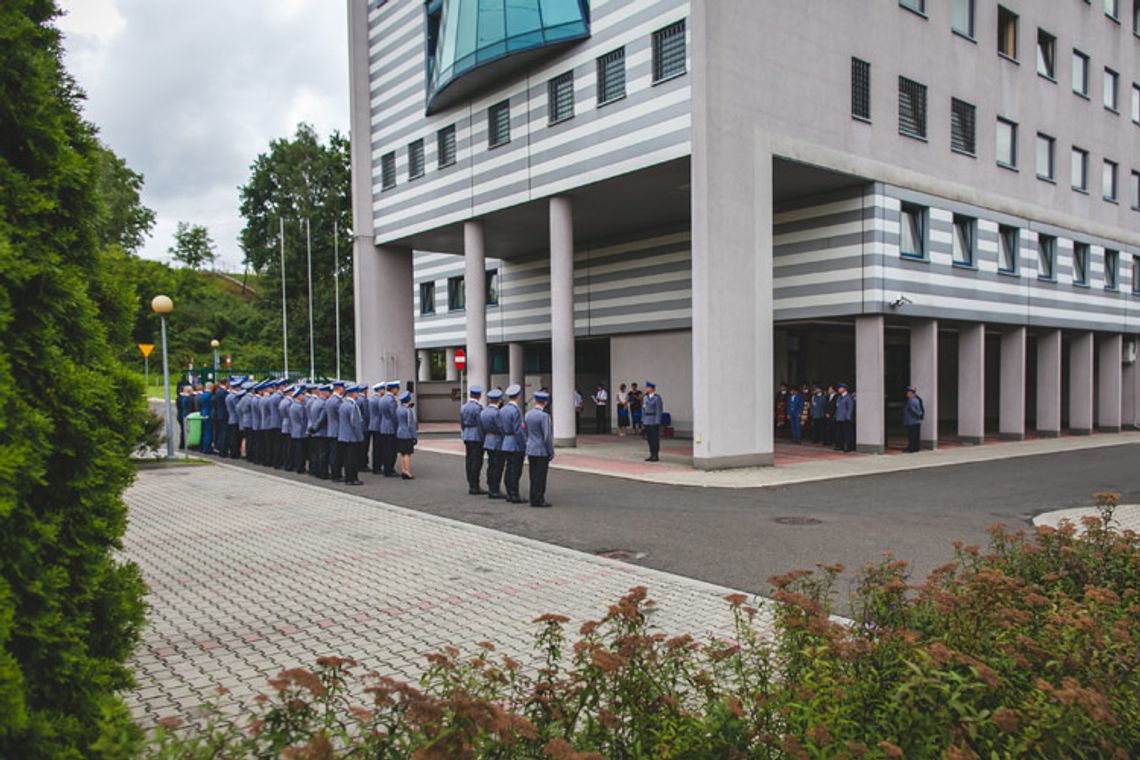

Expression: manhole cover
xmin=773 ymin=516 xmax=823 ymax=526
xmin=595 ymin=549 xmax=648 ymax=562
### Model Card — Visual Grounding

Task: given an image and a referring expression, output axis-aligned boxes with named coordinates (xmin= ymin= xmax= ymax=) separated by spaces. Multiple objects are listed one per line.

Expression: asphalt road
xmin=215 ymin=442 xmax=1139 ymax=605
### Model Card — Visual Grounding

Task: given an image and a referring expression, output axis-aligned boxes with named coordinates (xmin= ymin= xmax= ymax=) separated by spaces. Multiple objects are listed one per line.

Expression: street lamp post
xmin=211 ymin=338 xmax=220 ymax=377
xmin=151 ymin=295 xmax=175 ymax=459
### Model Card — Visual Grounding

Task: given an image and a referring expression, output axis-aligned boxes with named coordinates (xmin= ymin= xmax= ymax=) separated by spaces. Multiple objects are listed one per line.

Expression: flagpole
xmin=279 ymin=216 xmax=289 ymax=376
xmin=334 ymin=218 xmax=341 ymax=379
xmin=306 ymin=217 xmax=315 ymax=381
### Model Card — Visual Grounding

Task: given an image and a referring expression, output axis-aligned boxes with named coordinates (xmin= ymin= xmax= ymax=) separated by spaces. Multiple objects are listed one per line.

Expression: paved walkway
xmin=1033 ymin=502 xmax=1140 ymax=532
xmin=122 ymin=464 xmax=752 ymax=727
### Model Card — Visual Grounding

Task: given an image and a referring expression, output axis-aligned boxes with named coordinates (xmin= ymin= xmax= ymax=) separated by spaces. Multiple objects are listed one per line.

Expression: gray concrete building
xmin=350 ymin=0 xmax=1140 ymax=469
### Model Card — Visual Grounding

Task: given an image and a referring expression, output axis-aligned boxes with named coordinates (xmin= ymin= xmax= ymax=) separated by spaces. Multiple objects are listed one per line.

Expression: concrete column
xmin=1097 ymin=334 xmax=1123 ymax=432
xmin=508 ymin=342 xmax=524 ymax=390
xmin=463 ymin=221 xmax=488 ymax=394
xmin=348 ymin=0 xmax=414 ymax=385
xmin=909 ymin=319 xmax=938 ymax=449
xmin=549 ymin=196 xmax=576 ymax=447
xmin=1123 ymin=339 xmax=1138 ymax=428
xmin=957 ymin=323 xmax=985 ymax=444
xmin=417 ymin=350 xmax=431 ymax=382
xmin=855 ymin=315 xmax=885 ymax=454
xmin=445 ymin=347 xmax=459 ymax=382
xmin=1069 ymin=332 xmax=1094 ymax=434
xmin=1035 ymin=329 xmax=1062 ymax=437
xmin=999 ymin=327 xmax=1027 ymax=440
xmin=690 ymin=28 xmax=774 ymax=468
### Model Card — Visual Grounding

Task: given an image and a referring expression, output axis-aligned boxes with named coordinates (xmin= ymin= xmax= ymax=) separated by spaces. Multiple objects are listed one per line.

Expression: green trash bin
xmin=185 ymin=412 xmax=203 ymax=449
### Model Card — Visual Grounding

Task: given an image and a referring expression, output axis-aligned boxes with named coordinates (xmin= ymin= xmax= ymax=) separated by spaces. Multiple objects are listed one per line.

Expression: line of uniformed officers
xmin=460 ymin=383 xmax=555 ymax=508
xmin=206 ymin=376 xmax=418 ymax=484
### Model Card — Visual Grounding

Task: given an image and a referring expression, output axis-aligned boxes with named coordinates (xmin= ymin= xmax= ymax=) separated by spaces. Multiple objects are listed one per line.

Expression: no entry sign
xmin=454 ymin=349 xmax=466 ymax=371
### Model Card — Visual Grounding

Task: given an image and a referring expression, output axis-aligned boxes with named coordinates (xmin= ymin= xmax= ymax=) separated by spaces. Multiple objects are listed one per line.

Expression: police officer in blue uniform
xmin=499 ymin=384 xmax=526 ymax=503
xmin=396 ymin=390 xmax=417 ymax=479
xmin=368 ymin=383 xmax=385 ymax=473
xmin=307 ymin=385 xmax=330 ymax=478
xmin=481 ymin=388 xmax=505 ymax=499
xmin=642 ymin=381 xmax=664 ymax=461
xmin=902 ymin=385 xmax=925 ymax=453
xmin=835 ymin=382 xmax=856 ymax=453
xmin=211 ymin=378 xmax=228 ymax=455
xmin=338 ymin=385 xmax=365 ymax=485
xmin=288 ymin=387 xmax=308 ymax=473
xmin=327 ymin=381 xmax=345 ymax=481
xmin=460 ymin=385 xmax=486 ymax=494
xmin=380 ymin=381 xmax=400 ymax=476
xmin=224 ymin=377 xmax=242 ymax=458
xmin=525 ymin=390 xmax=555 ymax=507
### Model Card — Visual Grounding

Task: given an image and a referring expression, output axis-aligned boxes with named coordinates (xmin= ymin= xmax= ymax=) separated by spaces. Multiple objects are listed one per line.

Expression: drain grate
xmin=773 ymin=516 xmax=823 ymax=526
xmin=595 ymin=549 xmax=648 ymax=562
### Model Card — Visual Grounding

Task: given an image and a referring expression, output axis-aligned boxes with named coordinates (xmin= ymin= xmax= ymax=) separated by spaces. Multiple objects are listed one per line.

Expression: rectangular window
xmin=380 ymin=151 xmax=396 ymax=190
xmin=950 ymin=97 xmax=976 ymax=155
xmin=1074 ymin=242 xmax=1090 ymax=285
xmin=596 ymin=48 xmax=625 ymax=105
xmin=996 ymin=118 xmax=1018 ymax=168
xmin=437 ymin=124 xmax=457 ymax=168
xmin=899 ymin=0 xmax=925 ymax=12
xmin=851 ymin=57 xmax=871 ymax=121
xmin=1105 ymin=68 xmax=1119 ymax=111
xmin=998 ymin=225 xmax=1019 ymax=273
xmin=1134 ymin=256 xmax=1140 ymax=294
xmin=1132 ymin=83 xmax=1140 ymax=123
xmin=1106 ymin=0 xmax=1119 ymax=19
xmin=1038 ymin=234 xmax=1056 ymax=280
xmin=951 ymin=0 xmax=975 ymax=36
xmin=447 ymin=275 xmax=465 ymax=311
xmin=952 ymin=214 xmax=976 ymax=266
xmin=652 ymin=20 xmax=686 ymax=83
xmin=1072 ymin=147 xmax=1089 ymax=191
xmin=1105 ymin=249 xmax=1119 ymax=289
xmin=899 ymin=76 xmax=927 ymax=139
xmin=419 ymin=281 xmax=435 ymax=315
xmin=547 ymin=71 xmax=574 ymax=124
xmin=1132 ymin=170 xmax=1140 ymax=209
xmin=1036 ymin=133 xmax=1055 ymax=180
xmin=407 ymin=138 xmax=424 ymax=180
xmin=1073 ymin=50 xmax=1090 ymax=96
xmin=900 ymin=203 xmax=927 ymax=259
xmin=1104 ymin=159 xmax=1119 ymax=201
xmin=1135 ymin=0 xmax=1140 ymax=33
xmin=998 ymin=6 xmax=1018 ymax=59
xmin=485 ymin=269 xmax=499 ymax=306
xmin=1036 ymin=29 xmax=1056 ymax=78
xmin=488 ymin=100 xmax=510 ymax=148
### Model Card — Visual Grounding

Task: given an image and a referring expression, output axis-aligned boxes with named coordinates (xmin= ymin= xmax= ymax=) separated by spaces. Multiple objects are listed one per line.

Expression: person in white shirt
xmin=573 ymin=389 xmax=583 ymax=433
xmin=616 ymin=383 xmax=629 ymax=436
xmin=591 ymin=383 xmax=609 ymax=434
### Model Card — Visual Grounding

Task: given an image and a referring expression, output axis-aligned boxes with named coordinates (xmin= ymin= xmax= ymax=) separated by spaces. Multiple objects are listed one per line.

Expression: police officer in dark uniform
xmin=338 ymin=385 xmax=365 ymax=485
xmin=902 ymin=385 xmax=924 ymax=453
xmin=642 ymin=381 xmax=664 ymax=461
xmin=460 ymin=385 xmax=486 ymax=495
xmin=525 ymin=390 xmax=554 ymax=507
xmin=499 ymin=384 xmax=526 ymax=503
xmin=481 ymin=388 xmax=505 ymax=499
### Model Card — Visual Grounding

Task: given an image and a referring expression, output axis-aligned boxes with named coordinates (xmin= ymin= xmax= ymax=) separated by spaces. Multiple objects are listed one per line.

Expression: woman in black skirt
xmin=395 ymin=390 xmax=417 ymax=479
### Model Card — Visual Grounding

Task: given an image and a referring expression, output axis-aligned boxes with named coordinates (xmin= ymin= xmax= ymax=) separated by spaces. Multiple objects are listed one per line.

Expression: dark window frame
xmin=447 ymin=275 xmax=465 ymax=311
xmin=485 ymin=269 xmax=499 ymax=306
xmin=1104 ymin=159 xmax=1119 ymax=201
xmin=1105 ymin=67 xmax=1120 ymax=112
xmin=408 ymin=138 xmax=425 ymax=180
xmin=651 ymin=19 xmax=687 ymax=83
xmin=488 ymin=99 xmax=511 ymax=149
xmin=1073 ymin=242 xmax=1091 ymax=285
xmin=1035 ymin=132 xmax=1055 ymax=180
xmin=1105 ymin=249 xmax=1120 ymax=289
xmin=547 ymin=71 xmax=575 ymax=125
xmin=1036 ymin=28 xmax=1056 ymax=79
xmin=952 ymin=214 xmax=977 ymax=267
xmin=898 ymin=76 xmax=928 ymax=139
xmin=899 ymin=202 xmax=928 ymax=260
xmin=1072 ymin=146 xmax=1090 ymax=191
xmin=437 ymin=124 xmax=457 ymax=168
xmin=996 ymin=117 xmax=1018 ymax=169
xmin=1038 ymin=234 xmax=1057 ymax=281
xmin=1131 ymin=169 xmax=1140 ymax=210
xmin=851 ymin=57 xmax=872 ymax=122
xmin=1073 ymin=49 xmax=1090 ymax=97
xmin=997 ymin=5 xmax=1019 ymax=61
xmin=596 ymin=48 xmax=626 ymax=106
xmin=998 ymin=225 xmax=1020 ymax=274
xmin=950 ymin=97 xmax=976 ymax=155
xmin=380 ymin=151 xmax=397 ymax=191
xmin=951 ymin=0 xmax=975 ymax=37
xmin=419 ymin=281 xmax=436 ymax=315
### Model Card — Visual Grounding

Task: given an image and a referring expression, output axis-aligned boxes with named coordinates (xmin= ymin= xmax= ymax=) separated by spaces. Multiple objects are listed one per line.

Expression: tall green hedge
xmin=0 ymin=1 xmax=147 ymax=757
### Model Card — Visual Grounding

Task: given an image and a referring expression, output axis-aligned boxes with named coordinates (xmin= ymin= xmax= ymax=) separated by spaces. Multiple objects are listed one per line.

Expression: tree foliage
xmin=167 ymin=221 xmax=216 ymax=270
xmin=239 ymin=123 xmax=353 ymax=378
xmin=0 ymin=1 xmax=147 ymax=756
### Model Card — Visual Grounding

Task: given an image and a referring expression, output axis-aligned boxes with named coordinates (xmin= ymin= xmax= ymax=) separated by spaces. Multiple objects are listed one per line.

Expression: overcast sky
xmin=56 ymin=0 xmax=350 ymax=271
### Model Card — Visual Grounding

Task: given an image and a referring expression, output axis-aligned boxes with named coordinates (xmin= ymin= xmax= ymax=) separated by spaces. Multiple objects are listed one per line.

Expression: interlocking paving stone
xmin=122 ymin=463 xmax=757 ymax=726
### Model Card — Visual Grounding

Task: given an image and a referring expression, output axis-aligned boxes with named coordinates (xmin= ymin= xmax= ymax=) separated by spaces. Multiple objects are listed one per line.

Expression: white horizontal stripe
xmin=529 ymin=137 xmax=690 ymax=199
xmin=775 ymin=196 xmax=864 ymax=224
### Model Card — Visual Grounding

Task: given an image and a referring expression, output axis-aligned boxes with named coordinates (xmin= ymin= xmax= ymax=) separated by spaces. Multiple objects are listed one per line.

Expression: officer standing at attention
xmin=338 ymin=385 xmax=365 ymax=485
xmin=481 ymin=388 xmax=505 ymax=499
xmin=266 ymin=381 xmax=283 ymax=467
xmin=379 ymin=381 xmax=400 ymax=477
xmin=525 ymin=390 xmax=555 ymax=507
xmin=835 ymin=382 xmax=856 ymax=453
xmin=395 ymin=390 xmax=418 ymax=479
xmin=307 ymin=385 xmax=330 ymax=479
xmin=260 ymin=382 xmax=277 ymax=466
xmin=902 ymin=385 xmax=925 ymax=453
xmin=224 ymin=377 xmax=241 ymax=458
xmin=211 ymin=378 xmax=228 ymax=456
xmin=642 ymin=381 xmax=664 ymax=461
xmin=288 ymin=387 xmax=308 ymax=473
xmin=326 ymin=381 xmax=344 ymax=481
xmin=199 ymin=382 xmax=213 ymax=453
xmin=499 ymin=384 xmax=526 ymax=503
xmin=460 ymin=385 xmax=486 ymax=495
xmin=278 ymin=385 xmax=294 ymax=470
xmin=247 ymin=382 xmax=263 ymax=463
xmin=237 ymin=381 xmax=255 ymax=459
xmin=368 ymin=383 xmax=385 ymax=473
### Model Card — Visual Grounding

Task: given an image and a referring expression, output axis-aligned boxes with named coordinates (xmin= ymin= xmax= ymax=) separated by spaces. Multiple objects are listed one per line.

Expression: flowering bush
xmin=145 ymin=493 xmax=1140 ymax=758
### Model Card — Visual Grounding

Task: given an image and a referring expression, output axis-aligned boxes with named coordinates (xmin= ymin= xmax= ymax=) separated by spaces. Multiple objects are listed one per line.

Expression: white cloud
xmin=57 ymin=0 xmax=349 ymax=272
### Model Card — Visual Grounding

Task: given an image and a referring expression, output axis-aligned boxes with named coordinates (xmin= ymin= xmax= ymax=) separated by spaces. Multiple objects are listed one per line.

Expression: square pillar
xmin=417 ymin=349 xmax=431 ymax=382
xmin=549 ymin=196 xmax=576 ymax=447
xmin=1123 ymin=339 xmax=1138 ymax=428
xmin=445 ymin=347 xmax=459 ymax=382
xmin=856 ymin=315 xmax=885 ymax=454
xmin=957 ymin=323 xmax=985 ymax=444
xmin=463 ymin=221 xmax=488 ymax=394
xmin=508 ymin=342 xmax=525 ymax=391
xmin=1069 ymin=332 xmax=1094 ymax=435
xmin=909 ymin=319 xmax=938 ymax=449
xmin=999 ymin=326 xmax=1027 ymax=440
xmin=1097 ymin=334 xmax=1123 ymax=432
xmin=1035 ymin=329 xmax=1062 ymax=437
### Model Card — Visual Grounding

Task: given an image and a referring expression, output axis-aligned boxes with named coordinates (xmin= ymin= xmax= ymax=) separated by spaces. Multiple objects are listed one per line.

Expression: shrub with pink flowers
xmin=145 ymin=493 xmax=1140 ymax=758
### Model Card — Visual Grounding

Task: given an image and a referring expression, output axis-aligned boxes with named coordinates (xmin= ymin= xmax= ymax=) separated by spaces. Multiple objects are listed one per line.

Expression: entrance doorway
xmin=576 ymin=338 xmax=611 ymax=434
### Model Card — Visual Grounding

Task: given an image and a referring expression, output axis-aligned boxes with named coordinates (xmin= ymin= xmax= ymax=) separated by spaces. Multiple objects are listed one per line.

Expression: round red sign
xmin=454 ymin=349 xmax=466 ymax=370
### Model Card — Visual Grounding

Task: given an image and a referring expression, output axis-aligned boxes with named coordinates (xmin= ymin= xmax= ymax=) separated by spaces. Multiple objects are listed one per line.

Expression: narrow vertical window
xmin=997 ymin=6 xmax=1018 ymax=60
xmin=596 ymin=48 xmax=626 ymax=105
xmin=1106 ymin=0 xmax=1120 ymax=19
xmin=547 ymin=72 xmax=574 ymax=124
xmin=1074 ymin=243 xmax=1090 ymax=285
xmin=950 ymin=97 xmax=976 ymax=154
xmin=1072 ymin=50 xmax=1089 ymax=96
xmin=1072 ymin=147 xmax=1089 ymax=191
xmin=1131 ymin=170 xmax=1140 ymax=210
xmin=1103 ymin=160 xmax=1119 ymax=201
xmin=1036 ymin=29 xmax=1056 ymax=79
xmin=485 ymin=269 xmax=499 ymax=306
xmin=998 ymin=225 xmax=1019 ymax=273
xmin=951 ymin=0 xmax=975 ymax=36
xmin=447 ymin=275 xmax=465 ymax=311
xmin=851 ymin=57 xmax=871 ymax=121
xmin=381 ymin=151 xmax=396 ymax=190
xmin=1038 ymin=234 xmax=1056 ymax=280
xmin=652 ymin=20 xmax=687 ymax=83
xmin=1105 ymin=68 xmax=1120 ymax=111
xmin=952 ymin=214 xmax=976 ymax=266
xmin=898 ymin=77 xmax=927 ymax=139
xmin=488 ymin=100 xmax=510 ymax=148
xmin=1133 ymin=255 xmax=1140 ymax=293
xmin=899 ymin=203 xmax=927 ymax=259
xmin=408 ymin=138 xmax=425 ymax=180
xmin=1035 ymin=133 xmax=1055 ymax=180
xmin=996 ymin=118 xmax=1018 ymax=168
xmin=437 ymin=124 xmax=457 ymax=168
xmin=1105 ymin=249 xmax=1119 ymax=289
xmin=1132 ymin=83 xmax=1140 ymax=123
xmin=419 ymin=282 xmax=435 ymax=315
